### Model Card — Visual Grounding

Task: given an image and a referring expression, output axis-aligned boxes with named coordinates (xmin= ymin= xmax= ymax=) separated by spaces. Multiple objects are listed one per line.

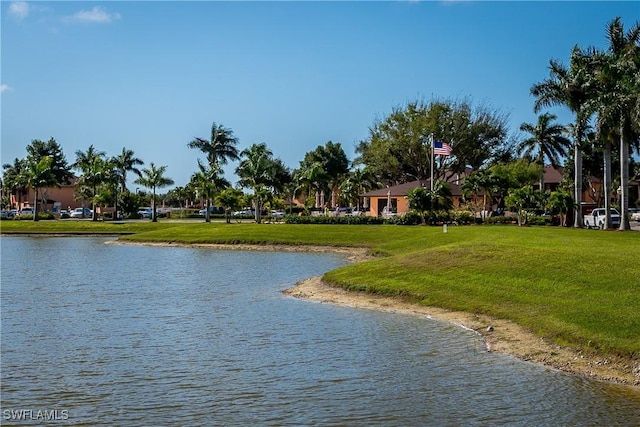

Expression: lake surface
xmin=1 ymin=236 xmax=639 ymax=426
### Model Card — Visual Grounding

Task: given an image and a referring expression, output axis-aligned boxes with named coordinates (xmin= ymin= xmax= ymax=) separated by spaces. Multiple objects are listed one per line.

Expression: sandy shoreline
xmin=284 ymin=277 xmax=640 ymax=389
xmin=108 ymin=239 xmax=639 ymax=388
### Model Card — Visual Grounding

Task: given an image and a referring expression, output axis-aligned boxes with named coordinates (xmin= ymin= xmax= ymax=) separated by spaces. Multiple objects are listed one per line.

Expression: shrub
xmin=284 ymin=215 xmax=384 ymax=225
xmin=452 ymin=210 xmax=474 ymax=225
xmin=486 ymin=215 xmax=519 ymax=225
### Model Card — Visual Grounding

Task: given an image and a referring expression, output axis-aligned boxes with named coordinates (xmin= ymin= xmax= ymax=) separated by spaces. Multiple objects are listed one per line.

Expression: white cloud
xmin=1 ymin=84 xmax=12 ymax=93
xmin=8 ymin=1 xmax=30 ymax=20
xmin=66 ymin=6 xmax=121 ymax=24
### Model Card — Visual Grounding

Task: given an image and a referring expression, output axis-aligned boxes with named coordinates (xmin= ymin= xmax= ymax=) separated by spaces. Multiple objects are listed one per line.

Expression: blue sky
xmin=2 ymin=1 xmax=638 ymax=189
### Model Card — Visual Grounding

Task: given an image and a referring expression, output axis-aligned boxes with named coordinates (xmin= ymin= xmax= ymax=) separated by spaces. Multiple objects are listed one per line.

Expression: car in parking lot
xmin=584 ymin=208 xmax=620 ymax=229
xmin=630 ymin=208 xmax=640 ymax=222
xmin=19 ymin=207 xmax=35 ymax=216
xmin=137 ymin=207 xmax=153 ymax=218
xmin=232 ymin=209 xmax=254 ymax=218
xmin=70 ymin=207 xmax=92 ymax=218
xmin=199 ymin=206 xmax=223 ymax=216
xmin=270 ymin=210 xmax=285 ymax=218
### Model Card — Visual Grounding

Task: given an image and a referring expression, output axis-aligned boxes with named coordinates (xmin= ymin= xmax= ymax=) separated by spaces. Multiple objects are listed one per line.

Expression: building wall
xmin=22 ymin=185 xmax=79 ymax=212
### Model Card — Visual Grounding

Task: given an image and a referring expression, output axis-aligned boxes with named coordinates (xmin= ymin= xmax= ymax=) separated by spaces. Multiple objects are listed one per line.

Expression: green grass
xmin=2 ymin=219 xmax=639 ymax=359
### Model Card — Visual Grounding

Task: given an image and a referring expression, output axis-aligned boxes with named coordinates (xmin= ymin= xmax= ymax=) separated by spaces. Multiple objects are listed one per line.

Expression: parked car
xmin=0 ymin=210 xmax=11 ymax=219
xmin=630 ymin=208 xmax=640 ymax=222
xmin=584 ymin=208 xmax=620 ymax=229
xmin=137 ymin=207 xmax=153 ymax=218
xmin=232 ymin=209 xmax=254 ymax=217
xmin=199 ymin=206 xmax=223 ymax=216
xmin=19 ymin=207 xmax=35 ymax=216
xmin=270 ymin=210 xmax=285 ymax=218
xmin=70 ymin=207 xmax=92 ymax=218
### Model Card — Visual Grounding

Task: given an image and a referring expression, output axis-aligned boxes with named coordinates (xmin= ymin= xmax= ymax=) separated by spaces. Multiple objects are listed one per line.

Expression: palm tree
xmin=518 ymin=113 xmax=571 ymax=191
xmin=188 ymin=122 xmax=240 ymax=167
xmin=134 ymin=163 xmax=174 ymax=222
xmin=548 ymin=188 xmax=575 ymax=227
xmin=588 ymin=18 xmax=639 ymax=230
xmin=300 ymin=142 xmax=349 ymax=208
xmin=339 ymin=168 xmax=377 ymax=211
xmin=216 ymin=187 xmax=243 ymax=223
xmin=74 ymin=145 xmax=108 ymax=221
xmin=236 ymin=143 xmax=276 ymax=223
xmin=114 ymin=147 xmax=144 ymax=193
xmin=21 ymin=156 xmax=53 ymax=221
xmin=296 ymin=161 xmax=329 ymax=209
xmin=2 ymin=158 xmax=27 ymax=210
xmin=109 ymin=148 xmax=143 ymax=220
xmin=191 ymin=161 xmax=230 ymax=223
xmin=461 ymin=169 xmax=495 ymax=219
xmin=531 ymin=46 xmax=593 ymax=228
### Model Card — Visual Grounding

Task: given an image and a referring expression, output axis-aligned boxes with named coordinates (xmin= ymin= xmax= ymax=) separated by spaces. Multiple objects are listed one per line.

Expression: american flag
xmin=433 ymin=141 xmax=452 ymax=156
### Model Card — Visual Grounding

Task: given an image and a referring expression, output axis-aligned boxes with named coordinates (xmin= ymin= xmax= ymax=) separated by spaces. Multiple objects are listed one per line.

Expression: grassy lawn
xmin=2 ymin=219 xmax=638 ymax=359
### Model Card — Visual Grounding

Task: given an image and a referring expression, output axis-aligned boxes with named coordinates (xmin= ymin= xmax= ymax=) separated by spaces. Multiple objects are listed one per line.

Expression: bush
xmin=14 ymin=212 xmax=55 ymax=221
xmin=401 ymin=211 xmax=424 ymax=225
xmin=452 ymin=210 xmax=475 ymax=225
xmin=284 ymin=215 xmax=385 ymax=225
xmin=486 ymin=215 xmax=519 ymax=225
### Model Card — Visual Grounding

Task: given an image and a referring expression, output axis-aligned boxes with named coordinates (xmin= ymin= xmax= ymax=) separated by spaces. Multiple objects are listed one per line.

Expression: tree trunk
xmin=603 ymin=140 xmax=612 ymax=230
xmin=92 ymin=184 xmax=98 ymax=221
xmin=255 ymin=197 xmax=262 ymax=224
xmin=152 ymin=189 xmax=158 ymax=222
xmin=33 ymin=187 xmax=39 ymax=222
xmin=573 ymin=139 xmax=583 ymax=228
xmin=619 ymin=125 xmax=631 ymax=230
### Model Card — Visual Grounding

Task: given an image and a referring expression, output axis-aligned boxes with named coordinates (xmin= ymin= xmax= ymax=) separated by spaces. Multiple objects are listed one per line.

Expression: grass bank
xmin=2 ymin=220 xmax=638 ymax=366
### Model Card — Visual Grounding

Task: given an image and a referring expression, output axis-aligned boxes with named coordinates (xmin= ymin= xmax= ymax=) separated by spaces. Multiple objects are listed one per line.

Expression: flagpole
xmin=430 ymin=133 xmax=434 ymax=192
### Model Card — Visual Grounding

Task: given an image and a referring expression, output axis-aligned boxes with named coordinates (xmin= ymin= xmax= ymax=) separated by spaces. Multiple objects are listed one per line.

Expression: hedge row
xmin=284 ymin=215 xmax=385 ymax=225
xmin=283 ymin=211 xmax=477 ymax=225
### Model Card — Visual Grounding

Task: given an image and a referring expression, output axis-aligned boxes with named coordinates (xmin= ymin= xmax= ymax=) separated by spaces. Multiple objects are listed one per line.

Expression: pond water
xmin=1 ymin=237 xmax=639 ymax=426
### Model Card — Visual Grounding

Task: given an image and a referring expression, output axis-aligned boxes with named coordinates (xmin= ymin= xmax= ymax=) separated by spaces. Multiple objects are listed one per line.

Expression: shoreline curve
xmin=108 ymin=239 xmax=640 ymax=389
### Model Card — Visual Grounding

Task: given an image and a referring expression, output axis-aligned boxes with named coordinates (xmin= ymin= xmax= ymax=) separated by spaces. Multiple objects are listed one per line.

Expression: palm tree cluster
xmin=531 ymin=17 xmax=639 ymax=230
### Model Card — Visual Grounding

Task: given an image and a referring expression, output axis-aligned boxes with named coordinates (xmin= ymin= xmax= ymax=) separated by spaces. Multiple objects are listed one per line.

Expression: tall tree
xmin=188 ymin=122 xmax=240 ymax=167
xmin=339 ymin=168 xmax=377 ymax=211
xmin=236 ymin=143 xmax=277 ymax=223
xmin=134 ymin=163 xmax=174 ymax=222
xmin=300 ymin=141 xmax=349 ymax=208
xmin=74 ymin=145 xmax=108 ymax=221
xmin=25 ymin=138 xmax=73 ymax=186
xmin=587 ymin=17 xmax=640 ymax=230
xmin=114 ymin=147 xmax=144 ymax=193
xmin=355 ymin=99 xmax=509 ymax=186
xmin=216 ymin=187 xmax=244 ymax=223
xmin=21 ymin=156 xmax=54 ymax=221
xmin=2 ymin=158 xmax=27 ymax=210
xmin=295 ymin=161 xmax=329 ymax=209
xmin=518 ymin=113 xmax=571 ymax=190
xmin=531 ymin=46 xmax=593 ymax=228
xmin=191 ymin=161 xmax=230 ymax=223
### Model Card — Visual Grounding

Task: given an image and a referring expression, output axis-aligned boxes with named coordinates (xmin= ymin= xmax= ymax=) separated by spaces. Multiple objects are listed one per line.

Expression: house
xmin=361 ymin=179 xmax=465 ymax=217
xmin=11 ymin=177 xmax=82 ymax=214
xmin=543 ymin=165 xmax=640 ymax=213
xmin=360 ymin=166 xmax=639 ymax=218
